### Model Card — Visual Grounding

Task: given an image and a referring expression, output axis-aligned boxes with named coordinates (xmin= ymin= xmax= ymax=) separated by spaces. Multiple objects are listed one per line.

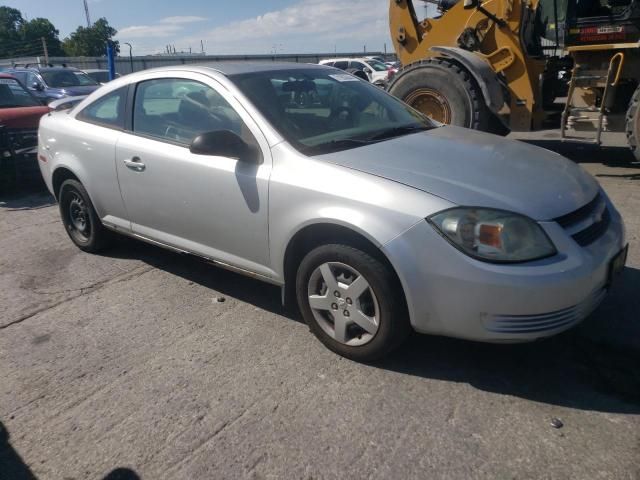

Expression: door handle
xmin=123 ymin=156 xmax=146 ymax=172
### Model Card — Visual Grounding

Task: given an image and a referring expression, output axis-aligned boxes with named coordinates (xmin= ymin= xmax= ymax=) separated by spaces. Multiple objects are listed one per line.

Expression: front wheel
xmin=296 ymin=244 xmax=410 ymax=361
xmin=59 ymin=179 xmax=112 ymax=252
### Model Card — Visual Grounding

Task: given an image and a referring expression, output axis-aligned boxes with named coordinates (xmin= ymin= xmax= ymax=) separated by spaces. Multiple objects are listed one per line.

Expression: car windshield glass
xmin=231 ymin=68 xmax=436 ymax=156
xmin=367 ymin=61 xmax=388 ymax=72
xmin=0 ymin=78 xmax=41 ymax=108
xmin=41 ymin=70 xmax=98 ymax=87
xmin=86 ymin=71 xmax=110 ymax=83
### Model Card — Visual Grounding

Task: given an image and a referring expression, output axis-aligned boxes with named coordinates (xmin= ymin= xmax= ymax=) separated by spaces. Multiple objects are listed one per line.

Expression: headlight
xmin=428 ymin=208 xmax=556 ymax=263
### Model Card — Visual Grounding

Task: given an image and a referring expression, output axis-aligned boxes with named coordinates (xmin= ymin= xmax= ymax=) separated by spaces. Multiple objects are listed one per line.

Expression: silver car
xmin=37 ymin=63 xmax=627 ymax=361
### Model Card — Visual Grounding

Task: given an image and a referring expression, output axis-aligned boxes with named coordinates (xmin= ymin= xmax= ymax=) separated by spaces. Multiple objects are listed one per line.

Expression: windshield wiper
xmin=363 ymin=125 xmax=431 ymax=142
xmin=305 ymin=138 xmax=373 ymax=154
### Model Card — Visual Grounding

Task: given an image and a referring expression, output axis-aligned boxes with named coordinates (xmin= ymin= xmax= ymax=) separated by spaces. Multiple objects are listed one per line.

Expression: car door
xmin=115 ymin=73 xmax=274 ymax=278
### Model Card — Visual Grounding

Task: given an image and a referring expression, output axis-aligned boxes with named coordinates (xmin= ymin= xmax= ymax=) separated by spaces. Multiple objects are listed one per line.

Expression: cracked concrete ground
xmin=1 ymin=132 xmax=639 ymax=479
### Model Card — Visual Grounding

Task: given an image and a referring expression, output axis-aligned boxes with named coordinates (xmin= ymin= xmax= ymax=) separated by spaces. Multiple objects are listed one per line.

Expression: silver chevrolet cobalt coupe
xmin=38 ymin=63 xmax=627 ymax=360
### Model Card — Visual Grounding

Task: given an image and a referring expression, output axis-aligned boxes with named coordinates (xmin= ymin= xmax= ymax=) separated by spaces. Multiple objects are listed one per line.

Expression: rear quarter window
xmin=76 ymin=87 xmax=127 ymax=130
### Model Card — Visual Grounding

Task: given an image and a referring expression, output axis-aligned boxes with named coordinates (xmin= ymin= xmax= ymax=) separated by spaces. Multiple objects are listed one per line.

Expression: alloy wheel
xmin=307 ymin=261 xmax=380 ymax=346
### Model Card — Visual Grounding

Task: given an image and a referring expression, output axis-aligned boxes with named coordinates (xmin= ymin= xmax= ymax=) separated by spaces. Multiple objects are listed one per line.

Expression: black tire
xmin=296 ymin=244 xmax=410 ymax=362
xmin=58 ymin=179 xmax=112 ymax=252
xmin=388 ymin=58 xmax=490 ymax=131
xmin=626 ymin=85 xmax=640 ymax=162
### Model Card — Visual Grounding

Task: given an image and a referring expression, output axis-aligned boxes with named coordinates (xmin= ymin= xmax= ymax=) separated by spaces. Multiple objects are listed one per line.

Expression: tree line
xmin=0 ymin=6 xmax=119 ymax=59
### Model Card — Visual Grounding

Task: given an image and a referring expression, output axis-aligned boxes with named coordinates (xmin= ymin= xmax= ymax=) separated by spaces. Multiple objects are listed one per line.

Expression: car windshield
xmin=0 ymin=78 xmax=41 ymax=108
xmin=367 ymin=61 xmax=388 ymax=72
xmin=40 ymin=70 xmax=98 ymax=88
xmin=231 ymin=68 xmax=436 ymax=156
xmin=86 ymin=71 xmax=110 ymax=83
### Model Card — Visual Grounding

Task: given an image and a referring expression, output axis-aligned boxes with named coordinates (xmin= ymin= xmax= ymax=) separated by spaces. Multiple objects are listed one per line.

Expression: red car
xmin=0 ymin=74 xmax=50 ymax=129
xmin=0 ymin=74 xmax=50 ymax=191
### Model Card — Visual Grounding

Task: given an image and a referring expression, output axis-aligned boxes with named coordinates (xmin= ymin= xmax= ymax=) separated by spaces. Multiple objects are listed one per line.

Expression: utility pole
xmin=41 ymin=37 xmax=49 ymax=65
xmin=83 ymin=0 xmax=91 ymax=27
xmin=200 ymin=40 xmax=204 ymax=54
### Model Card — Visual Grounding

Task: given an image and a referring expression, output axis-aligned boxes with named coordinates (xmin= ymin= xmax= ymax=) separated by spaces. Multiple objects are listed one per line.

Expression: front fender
xmin=431 ymin=46 xmax=505 ymax=114
xmin=267 ymin=144 xmax=454 ymax=281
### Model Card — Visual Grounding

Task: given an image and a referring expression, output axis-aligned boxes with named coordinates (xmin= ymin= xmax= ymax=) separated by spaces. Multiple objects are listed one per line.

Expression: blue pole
xmin=106 ymin=42 xmax=115 ymax=81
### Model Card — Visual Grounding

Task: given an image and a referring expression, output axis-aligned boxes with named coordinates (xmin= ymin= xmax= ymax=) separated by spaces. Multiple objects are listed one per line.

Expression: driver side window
xmin=26 ymin=72 xmax=39 ymax=88
xmin=132 ymin=78 xmax=247 ymax=146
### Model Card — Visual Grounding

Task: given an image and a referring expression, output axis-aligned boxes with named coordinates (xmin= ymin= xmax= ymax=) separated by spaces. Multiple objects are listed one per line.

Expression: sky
xmin=5 ymin=0 xmax=395 ymax=55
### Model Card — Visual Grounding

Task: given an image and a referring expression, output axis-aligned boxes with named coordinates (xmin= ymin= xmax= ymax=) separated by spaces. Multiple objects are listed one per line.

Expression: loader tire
xmin=388 ymin=58 xmax=490 ymax=131
xmin=626 ymin=85 xmax=640 ymax=162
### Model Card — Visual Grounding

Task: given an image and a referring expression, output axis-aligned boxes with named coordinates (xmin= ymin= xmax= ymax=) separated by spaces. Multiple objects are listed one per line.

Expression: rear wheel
xmin=296 ymin=244 xmax=410 ymax=361
xmin=59 ymin=179 xmax=112 ymax=252
xmin=388 ymin=58 xmax=490 ymax=131
xmin=626 ymin=85 xmax=640 ymax=162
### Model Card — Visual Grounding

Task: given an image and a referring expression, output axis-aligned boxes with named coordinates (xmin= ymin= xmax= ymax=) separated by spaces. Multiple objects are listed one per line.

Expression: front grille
xmin=572 ymin=208 xmax=611 ymax=246
xmin=484 ymin=288 xmax=606 ymax=334
xmin=554 ymin=193 xmax=603 ymax=228
xmin=553 ymin=192 xmax=610 ymax=246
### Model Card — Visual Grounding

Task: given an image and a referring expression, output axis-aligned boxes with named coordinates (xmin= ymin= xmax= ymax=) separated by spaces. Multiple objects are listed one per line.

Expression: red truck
xmin=0 ymin=74 xmax=50 ymax=192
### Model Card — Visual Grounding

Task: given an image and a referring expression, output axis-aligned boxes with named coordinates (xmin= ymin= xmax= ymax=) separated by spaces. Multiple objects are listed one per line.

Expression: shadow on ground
xmin=101 ymin=237 xmax=640 ymax=414
xmin=0 ymin=192 xmax=55 ymax=210
xmin=0 ymin=421 xmax=141 ymax=480
xmin=519 ymin=138 xmax=639 ymax=169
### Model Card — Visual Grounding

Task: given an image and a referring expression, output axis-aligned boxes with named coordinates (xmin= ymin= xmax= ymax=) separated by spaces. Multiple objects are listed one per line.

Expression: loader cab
xmin=523 ymin=0 xmax=639 ymax=56
xmin=564 ymin=0 xmax=640 ymax=46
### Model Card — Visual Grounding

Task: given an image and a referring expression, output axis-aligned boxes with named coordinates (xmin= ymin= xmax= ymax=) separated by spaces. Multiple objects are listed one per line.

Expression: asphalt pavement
xmin=1 ymin=131 xmax=639 ymax=479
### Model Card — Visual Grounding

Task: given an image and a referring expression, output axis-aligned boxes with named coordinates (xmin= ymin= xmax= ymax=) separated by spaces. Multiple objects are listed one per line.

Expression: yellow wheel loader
xmin=387 ymin=0 xmax=640 ymax=159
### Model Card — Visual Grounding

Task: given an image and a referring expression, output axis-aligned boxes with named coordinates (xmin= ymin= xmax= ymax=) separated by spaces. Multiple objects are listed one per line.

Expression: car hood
xmin=50 ymin=85 xmax=100 ymax=97
xmin=315 ymin=126 xmax=599 ymax=220
xmin=0 ymin=106 xmax=50 ymax=129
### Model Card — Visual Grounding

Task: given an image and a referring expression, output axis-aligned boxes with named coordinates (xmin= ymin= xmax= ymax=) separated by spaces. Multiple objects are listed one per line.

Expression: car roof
xmin=189 ymin=61 xmax=328 ymax=76
xmin=8 ymin=66 xmax=79 ymax=72
xmin=320 ymin=58 xmax=372 ymax=63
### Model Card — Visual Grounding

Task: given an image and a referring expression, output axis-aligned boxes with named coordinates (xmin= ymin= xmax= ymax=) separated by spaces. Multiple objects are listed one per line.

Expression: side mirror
xmin=363 ymin=68 xmax=372 ymax=74
xmin=31 ymin=82 xmax=44 ymax=91
xmin=189 ymin=130 xmax=261 ymax=164
xmin=463 ymin=0 xmax=479 ymax=8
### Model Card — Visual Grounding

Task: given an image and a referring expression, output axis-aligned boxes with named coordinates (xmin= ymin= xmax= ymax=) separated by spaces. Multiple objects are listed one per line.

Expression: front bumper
xmin=382 ymin=203 xmax=626 ymax=343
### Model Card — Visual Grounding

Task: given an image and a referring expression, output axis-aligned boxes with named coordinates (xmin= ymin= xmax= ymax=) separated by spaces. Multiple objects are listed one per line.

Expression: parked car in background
xmin=81 ymin=69 xmax=121 ymax=85
xmin=0 ymin=74 xmax=49 ymax=126
xmin=319 ymin=58 xmax=390 ymax=86
xmin=5 ymin=65 xmax=100 ymax=104
xmin=386 ymin=61 xmax=401 ymax=81
xmin=0 ymin=74 xmax=50 ymax=191
xmin=38 ymin=62 xmax=626 ymax=361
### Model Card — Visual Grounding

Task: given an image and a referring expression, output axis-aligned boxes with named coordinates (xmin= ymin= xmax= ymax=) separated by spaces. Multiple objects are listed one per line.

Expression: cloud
xmin=117 ymin=0 xmax=391 ymax=55
xmin=116 ymin=15 xmax=208 ymax=40
xmin=159 ymin=16 xmax=208 ymax=24
xmin=206 ymin=0 xmax=386 ymax=41
xmin=117 ymin=24 xmax=184 ymax=39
